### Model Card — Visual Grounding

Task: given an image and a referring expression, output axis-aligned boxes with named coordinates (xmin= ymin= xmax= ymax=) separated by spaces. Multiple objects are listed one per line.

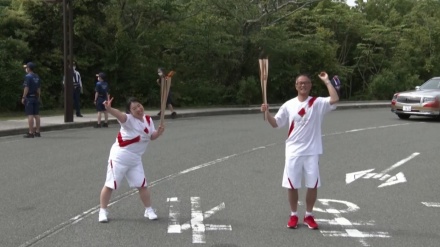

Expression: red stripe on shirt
xmin=145 ymin=115 xmax=151 ymax=125
xmin=288 ymin=121 xmax=295 ymax=137
xmin=117 ymin=132 xmax=140 ymax=147
xmin=308 ymin=97 xmax=317 ymax=107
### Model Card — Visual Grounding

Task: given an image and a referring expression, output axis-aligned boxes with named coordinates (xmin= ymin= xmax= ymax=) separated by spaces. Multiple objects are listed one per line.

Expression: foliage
xmin=1 ymin=0 xmax=440 ymax=111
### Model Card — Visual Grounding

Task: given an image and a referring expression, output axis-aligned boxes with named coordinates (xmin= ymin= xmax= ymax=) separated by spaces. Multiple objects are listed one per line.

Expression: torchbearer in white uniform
xmin=98 ymin=97 xmax=165 ymax=223
xmin=261 ymin=72 xmax=339 ymax=229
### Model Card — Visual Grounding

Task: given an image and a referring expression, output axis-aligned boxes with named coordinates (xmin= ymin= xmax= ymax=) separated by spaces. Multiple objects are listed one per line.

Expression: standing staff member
xmin=73 ymin=62 xmax=83 ymax=117
xmin=94 ymin=72 xmax=109 ymax=128
xmin=62 ymin=62 xmax=83 ymax=117
xmin=261 ymin=72 xmax=339 ymax=229
xmin=98 ymin=97 xmax=165 ymax=223
xmin=22 ymin=62 xmax=41 ymax=138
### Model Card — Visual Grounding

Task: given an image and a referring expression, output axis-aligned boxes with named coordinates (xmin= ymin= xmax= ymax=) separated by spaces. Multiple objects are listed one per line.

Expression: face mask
xmin=158 ymin=72 xmax=163 ymax=76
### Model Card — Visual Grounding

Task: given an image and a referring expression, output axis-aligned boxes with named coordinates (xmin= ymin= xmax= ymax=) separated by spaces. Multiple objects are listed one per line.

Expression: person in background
xmin=73 ymin=62 xmax=83 ymax=117
xmin=22 ymin=62 xmax=42 ymax=138
xmin=94 ymin=72 xmax=109 ymax=128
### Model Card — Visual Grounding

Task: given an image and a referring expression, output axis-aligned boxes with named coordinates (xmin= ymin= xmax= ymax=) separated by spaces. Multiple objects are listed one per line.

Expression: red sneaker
xmin=303 ymin=215 xmax=319 ymax=229
xmin=287 ymin=215 xmax=298 ymax=228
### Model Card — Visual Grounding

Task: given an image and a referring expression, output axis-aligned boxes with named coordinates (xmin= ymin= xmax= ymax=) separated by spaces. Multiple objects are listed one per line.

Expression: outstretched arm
xmin=261 ymin=104 xmax=278 ymax=128
xmin=103 ymin=97 xmax=128 ymax=123
xmin=318 ymin=72 xmax=339 ymax=105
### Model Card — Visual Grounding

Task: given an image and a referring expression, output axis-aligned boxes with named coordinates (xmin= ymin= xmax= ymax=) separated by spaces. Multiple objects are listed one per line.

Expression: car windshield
xmin=420 ymin=78 xmax=440 ymax=90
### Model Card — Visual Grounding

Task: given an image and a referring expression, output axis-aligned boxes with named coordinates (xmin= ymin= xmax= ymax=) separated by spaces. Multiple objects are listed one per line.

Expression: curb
xmin=0 ymin=103 xmax=389 ymax=137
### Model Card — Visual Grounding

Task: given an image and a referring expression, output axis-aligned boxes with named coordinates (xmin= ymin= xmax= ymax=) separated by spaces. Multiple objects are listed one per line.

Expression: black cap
xmin=26 ymin=62 xmax=36 ymax=70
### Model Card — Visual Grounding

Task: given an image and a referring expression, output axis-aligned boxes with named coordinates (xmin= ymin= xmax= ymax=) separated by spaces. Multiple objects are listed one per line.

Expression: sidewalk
xmin=0 ymin=101 xmax=390 ymax=137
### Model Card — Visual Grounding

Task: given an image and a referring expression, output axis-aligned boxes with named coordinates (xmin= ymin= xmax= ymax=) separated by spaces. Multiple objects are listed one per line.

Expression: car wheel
xmin=397 ymin=114 xmax=410 ymax=119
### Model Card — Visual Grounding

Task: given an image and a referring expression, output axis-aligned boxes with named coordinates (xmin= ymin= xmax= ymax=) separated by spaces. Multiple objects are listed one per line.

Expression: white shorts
xmin=104 ymin=158 xmax=147 ymax=190
xmin=282 ymin=155 xmax=320 ymax=189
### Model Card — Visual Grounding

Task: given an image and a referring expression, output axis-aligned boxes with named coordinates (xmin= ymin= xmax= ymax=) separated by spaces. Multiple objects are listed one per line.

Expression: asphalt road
xmin=1 ymin=108 xmax=439 ymax=247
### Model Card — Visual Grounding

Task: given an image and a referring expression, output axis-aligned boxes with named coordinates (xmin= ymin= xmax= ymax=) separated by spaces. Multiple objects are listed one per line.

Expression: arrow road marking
xmin=346 ymin=169 xmax=375 ymax=184
xmin=167 ymin=197 xmax=232 ymax=244
xmin=345 ymin=153 xmax=419 ymax=187
xmin=422 ymin=202 xmax=440 ymax=207
xmin=378 ymin=172 xmax=406 ymax=188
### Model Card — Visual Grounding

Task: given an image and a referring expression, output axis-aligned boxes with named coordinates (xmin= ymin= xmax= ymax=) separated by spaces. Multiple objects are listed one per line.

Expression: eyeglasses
xmin=296 ymin=81 xmax=311 ymax=86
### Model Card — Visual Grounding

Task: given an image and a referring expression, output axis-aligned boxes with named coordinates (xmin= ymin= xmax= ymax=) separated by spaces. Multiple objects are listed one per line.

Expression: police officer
xmin=21 ymin=62 xmax=41 ymax=138
xmin=62 ymin=62 xmax=83 ymax=117
xmin=73 ymin=62 xmax=83 ymax=117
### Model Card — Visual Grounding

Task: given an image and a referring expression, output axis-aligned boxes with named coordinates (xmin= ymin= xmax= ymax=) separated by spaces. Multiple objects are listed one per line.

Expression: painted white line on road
xmin=322 ymin=123 xmax=413 ymax=137
xmin=167 ymin=197 xmax=181 ymax=233
xmin=422 ymin=202 xmax=440 ymax=207
xmin=378 ymin=152 xmax=420 ymax=175
xmin=191 ymin=197 xmax=205 ymax=243
xmin=315 ymin=219 xmax=375 ymax=226
xmin=205 ymin=224 xmax=232 ymax=231
xmin=181 ymin=202 xmax=226 ymax=231
xmin=321 ymin=230 xmax=390 ymax=238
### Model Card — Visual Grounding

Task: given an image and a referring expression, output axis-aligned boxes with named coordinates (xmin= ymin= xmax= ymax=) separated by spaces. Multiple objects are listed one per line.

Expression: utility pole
xmin=63 ymin=0 xmax=74 ymax=122
xmin=43 ymin=0 xmax=74 ymax=122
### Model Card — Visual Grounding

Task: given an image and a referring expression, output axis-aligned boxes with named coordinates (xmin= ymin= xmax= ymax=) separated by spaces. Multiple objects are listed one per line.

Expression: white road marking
xmin=345 ymin=153 xmax=419 ymax=187
xmin=167 ymin=197 xmax=181 ymax=233
xmin=322 ymin=123 xmax=413 ymax=137
xmin=378 ymin=172 xmax=406 ymax=188
xmin=181 ymin=202 xmax=227 ymax=230
xmin=313 ymin=199 xmax=390 ymax=246
xmin=346 ymin=169 xmax=375 ymax=184
xmin=321 ymin=230 xmax=390 ymax=238
xmin=190 ymin=197 xmax=205 ymax=243
xmin=168 ymin=198 xmax=231 ymax=243
xmin=315 ymin=219 xmax=376 ymax=226
xmin=377 ymin=152 xmax=420 ymax=175
xmin=19 ymin=122 xmax=411 ymax=247
xmin=422 ymin=202 xmax=440 ymax=207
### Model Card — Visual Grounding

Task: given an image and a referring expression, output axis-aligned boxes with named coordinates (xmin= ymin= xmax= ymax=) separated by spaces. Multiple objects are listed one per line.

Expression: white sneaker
xmin=144 ymin=208 xmax=158 ymax=220
xmin=98 ymin=210 xmax=109 ymax=223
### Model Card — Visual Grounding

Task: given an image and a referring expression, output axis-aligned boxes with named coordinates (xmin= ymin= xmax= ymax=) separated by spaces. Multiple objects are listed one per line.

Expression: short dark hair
xmin=295 ymin=73 xmax=311 ymax=83
xmin=125 ymin=97 xmax=140 ymax=113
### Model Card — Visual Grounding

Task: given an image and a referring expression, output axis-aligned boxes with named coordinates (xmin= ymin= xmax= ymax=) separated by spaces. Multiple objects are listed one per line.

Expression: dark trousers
xmin=73 ymin=87 xmax=81 ymax=115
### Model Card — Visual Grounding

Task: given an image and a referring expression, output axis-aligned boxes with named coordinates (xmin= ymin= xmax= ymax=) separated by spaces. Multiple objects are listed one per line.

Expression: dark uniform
xmin=95 ymin=80 xmax=109 ymax=112
xmin=23 ymin=73 xmax=41 ymax=116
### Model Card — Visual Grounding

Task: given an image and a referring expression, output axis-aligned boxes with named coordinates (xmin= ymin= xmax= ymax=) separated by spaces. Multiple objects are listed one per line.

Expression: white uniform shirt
xmin=109 ymin=114 xmax=155 ymax=163
xmin=274 ymin=96 xmax=336 ymax=158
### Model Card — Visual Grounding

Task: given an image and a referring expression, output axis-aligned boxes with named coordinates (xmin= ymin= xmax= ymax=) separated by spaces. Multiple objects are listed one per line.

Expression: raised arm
xmin=103 ymin=97 xmax=128 ymax=123
xmin=318 ymin=72 xmax=339 ymax=105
